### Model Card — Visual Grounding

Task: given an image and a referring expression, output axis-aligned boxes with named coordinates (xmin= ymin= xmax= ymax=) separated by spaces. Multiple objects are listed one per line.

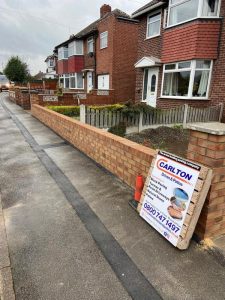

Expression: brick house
xmin=54 ymin=5 xmax=138 ymax=103
xmin=132 ymin=0 xmax=224 ymax=113
xmin=44 ymin=54 xmax=57 ymax=79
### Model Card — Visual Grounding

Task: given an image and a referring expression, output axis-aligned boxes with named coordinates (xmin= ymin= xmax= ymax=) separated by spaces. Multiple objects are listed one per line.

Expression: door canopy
xmin=134 ymin=56 xmax=162 ymax=68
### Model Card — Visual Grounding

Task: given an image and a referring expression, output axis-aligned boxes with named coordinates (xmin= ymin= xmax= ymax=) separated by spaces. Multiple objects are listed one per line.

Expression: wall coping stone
xmin=187 ymin=122 xmax=225 ymax=135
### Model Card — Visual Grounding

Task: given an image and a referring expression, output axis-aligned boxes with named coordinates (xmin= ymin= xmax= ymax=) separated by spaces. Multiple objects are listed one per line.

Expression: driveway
xmin=0 ymin=92 xmax=225 ymax=300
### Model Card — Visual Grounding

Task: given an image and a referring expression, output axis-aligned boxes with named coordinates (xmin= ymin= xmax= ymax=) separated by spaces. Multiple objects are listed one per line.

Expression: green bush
xmin=108 ymin=122 xmax=126 ymax=137
xmin=121 ymin=102 xmax=161 ymax=116
xmin=47 ymin=106 xmax=80 ymax=117
xmin=89 ymin=104 xmax=125 ymax=111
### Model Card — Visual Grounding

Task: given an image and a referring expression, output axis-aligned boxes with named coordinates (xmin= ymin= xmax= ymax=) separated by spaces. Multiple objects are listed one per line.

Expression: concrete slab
xmin=187 ymin=122 xmax=225 ymax=135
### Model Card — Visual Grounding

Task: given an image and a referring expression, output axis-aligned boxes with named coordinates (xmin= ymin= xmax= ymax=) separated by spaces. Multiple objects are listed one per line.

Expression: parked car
xmin=0 ymin=75 xmax=10 ymax=91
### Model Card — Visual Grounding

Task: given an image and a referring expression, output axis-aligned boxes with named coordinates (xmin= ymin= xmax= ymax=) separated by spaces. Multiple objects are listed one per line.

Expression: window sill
xmin=100 ymin=47 xmax=108 ymax=50
xmin=159 ymin=96 xmax=210 ymax=101
xmin=145 ymin=34 xmax=161 ymax=40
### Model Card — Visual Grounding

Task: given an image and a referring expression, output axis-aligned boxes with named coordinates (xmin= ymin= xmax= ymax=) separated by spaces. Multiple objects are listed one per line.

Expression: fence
xmin=81 ymin=103 xmax=224 ymax=133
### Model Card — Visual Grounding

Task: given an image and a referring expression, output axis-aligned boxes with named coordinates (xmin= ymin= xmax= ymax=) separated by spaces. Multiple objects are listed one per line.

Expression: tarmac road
xmin=0 ymin=92 xmax=225 ymax=300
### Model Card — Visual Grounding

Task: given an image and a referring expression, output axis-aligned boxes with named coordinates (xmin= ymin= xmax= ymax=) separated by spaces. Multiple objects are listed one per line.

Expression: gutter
xmin=132 ymin=2 xmax=165 ymax=18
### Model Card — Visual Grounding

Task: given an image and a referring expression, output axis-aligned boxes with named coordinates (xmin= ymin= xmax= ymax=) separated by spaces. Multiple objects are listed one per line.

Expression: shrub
xmin=122 ymin=102 xmax=161 ymax=116
xmin=47 ymin=106 xmax=80 ymax=117
xmin=108 ymin=122 xmax=126 ymax=137
xmin=89 ymin=104 xmax=125 ymax=111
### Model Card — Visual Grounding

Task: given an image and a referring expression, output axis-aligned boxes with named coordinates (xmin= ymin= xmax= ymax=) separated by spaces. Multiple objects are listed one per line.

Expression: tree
xmin=4 ymin=56 xmax=30 ymax=83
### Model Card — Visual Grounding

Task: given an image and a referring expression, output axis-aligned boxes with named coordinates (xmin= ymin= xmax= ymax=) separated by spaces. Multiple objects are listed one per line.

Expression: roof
xmin=45 ymin=54 xmax=57 ymax=62
xmin=132 ymin=0 xmax=167 ymax=18
xmin=55 ymin=9 xmax=134 ymax=49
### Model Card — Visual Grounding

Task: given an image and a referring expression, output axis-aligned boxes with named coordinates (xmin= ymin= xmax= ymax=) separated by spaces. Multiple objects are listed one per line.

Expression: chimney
xmin=100 ymin=4 xmax=111 ymax=18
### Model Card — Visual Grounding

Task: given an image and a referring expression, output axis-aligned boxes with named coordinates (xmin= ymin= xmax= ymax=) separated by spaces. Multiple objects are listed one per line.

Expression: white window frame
xmin=87 ymin=37 xmax=94 ymax=53
xmin=98 ymin=74 xmax=110 ymax=90
xmin=58 ymin=47 xmax=68 ymax=60
xmin=69 ymin=73 xmax=84 ymax=90
xmin=146 ymin=10 xmax=162 ymax=39
xmin=100 ymin=31 xmax=108 ymax=49
xmin=161 ymin=60 xmax=213 ymax=100
xmin=167 ymin=0 xmax=222 ymax=28
xmin=68 ymin=41 xmax=83 ymax=57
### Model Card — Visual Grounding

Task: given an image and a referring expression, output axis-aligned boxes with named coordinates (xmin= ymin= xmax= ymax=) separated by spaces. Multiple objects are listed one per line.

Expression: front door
xmin=87 ymin=72 xmax=93 ymax=93
xmin=143 ymin=68 xmax=159 ymax=107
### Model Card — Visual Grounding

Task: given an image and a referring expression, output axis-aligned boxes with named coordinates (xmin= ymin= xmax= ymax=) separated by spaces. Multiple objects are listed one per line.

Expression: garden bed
xmin=126 ymin=126 xmax=190 ymax=158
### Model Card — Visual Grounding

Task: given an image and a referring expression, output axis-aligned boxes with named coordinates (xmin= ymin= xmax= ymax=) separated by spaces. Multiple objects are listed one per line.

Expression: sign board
xmin=73 ymin=93 xmax=87 ymax=100
xmin=43 ymin=95 xmax=58 ymax=102
xmin=139 ymin=151 xmax=212 ymax=250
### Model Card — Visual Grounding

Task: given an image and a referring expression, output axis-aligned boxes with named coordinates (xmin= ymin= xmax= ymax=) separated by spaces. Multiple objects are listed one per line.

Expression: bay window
xmin=68 ymin=73 xmax=84 ymax=89
xmin=162 ymin=60 xmax=212 ymax=99
xmin=68 ymin=41 xmax=83 ymax=56
xmin=58 ymin=47 xmax=68 ymax=60
xmin=65 ymin=74 xmax=70 ymax=89
xmin=147 ymin=12 xmax=161 ymax=38
xmin=168 ymin=0 xmax=221 ymax=27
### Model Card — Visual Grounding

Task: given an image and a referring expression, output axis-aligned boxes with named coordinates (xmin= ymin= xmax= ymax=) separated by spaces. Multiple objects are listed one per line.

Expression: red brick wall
xmin=188 ymin=130 xmax=225 ymax=239
xmin=162 ymin=20 xmax=221 ymax=63
xmin=209 ymin=0 xmax=225 ymax=117
xmin=32 ymin=104 xmax=155 ymax=188
xmin=135 ymin=10 xmax=164 ymax=102
xmin=57 ymin=60 xmax=68 ymax=75
xmin=68 ymin=56 xmax=84 ymax=73
xmin=96 ymin=15 xmax=115 ymax=89
xmin=113 ymin=19 xmax=138 ymax=103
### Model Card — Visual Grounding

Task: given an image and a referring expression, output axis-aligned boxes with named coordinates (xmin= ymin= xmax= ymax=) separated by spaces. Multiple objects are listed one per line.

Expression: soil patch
xmin=126 ymin=126 xmax=190 ymax=158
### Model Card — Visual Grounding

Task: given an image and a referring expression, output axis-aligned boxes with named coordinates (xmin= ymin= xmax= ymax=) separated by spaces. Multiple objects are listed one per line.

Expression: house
xmin=54 ymin=4 xmax=139 ymax=103
xmin=44 ymin=54 xmax=57 ymax=79
xmin=132 ymin=0 xmax=224 ymax=111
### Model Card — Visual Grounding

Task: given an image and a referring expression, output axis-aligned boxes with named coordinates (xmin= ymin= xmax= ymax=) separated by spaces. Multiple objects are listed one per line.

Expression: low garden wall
xmin=31 ymin=105 xmax=225 ymax=241
xmin=31 ymin=104 xmax=156 ymax=188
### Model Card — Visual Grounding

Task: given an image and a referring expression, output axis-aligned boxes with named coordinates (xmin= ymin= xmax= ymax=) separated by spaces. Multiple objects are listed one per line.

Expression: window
xmin=147 ymin=12 xmax=161 ymax=38
xmin=70 ymin=73 xmax=76 ymax=89
xmin=143 ymin=69 xmax=149 ymax=100
xmin=58 ymin=47 xmax=68 ymax=60
xmin=68 ymin=73 xmax=84 ymax=89
xmin=87 ymin=37 xmax=94 ymax=53
xmin=98 ymin=74 xmax=109 ymax=90
xmin=65 ymin=74 xmax=70 ymax=89
xmin=100 ymin=31 xmax=108 ymax=49
xmin=68 ymin=41 xmax=83 ymax=56
xmin=162 ymin=60 xmax=212 ymax=99
xmin=168 ymin=0 xmax=220 ymax=27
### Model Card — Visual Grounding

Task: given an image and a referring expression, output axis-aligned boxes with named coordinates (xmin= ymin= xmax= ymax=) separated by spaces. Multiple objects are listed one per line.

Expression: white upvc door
xmin=87 ymin=72 xmax=93 ymax=93
xmin=146 ymin=68 xmax=159 ymax=107
xmin=98 ymin=74 xmax=109 ymax=90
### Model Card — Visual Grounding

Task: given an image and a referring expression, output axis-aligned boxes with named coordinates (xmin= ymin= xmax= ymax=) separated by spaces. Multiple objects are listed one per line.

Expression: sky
xmin=0 ymin=0 xmax=150 ymax=75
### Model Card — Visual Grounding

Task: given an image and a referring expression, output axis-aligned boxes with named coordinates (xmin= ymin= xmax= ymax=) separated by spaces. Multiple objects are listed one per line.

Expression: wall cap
xmin=187 ymin=122 xmax=225 ymax=135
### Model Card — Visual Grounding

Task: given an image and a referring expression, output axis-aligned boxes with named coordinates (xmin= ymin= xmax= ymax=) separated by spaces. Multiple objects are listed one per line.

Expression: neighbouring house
xmin=132 ymin=0 xmax=224 ymax=113
xmin=54 ymin=4 xmax=139 ymax=103
xmin=44 ymin=54 xmax=57 ymax=79
xmin=33 ymin=71 xmax=46 ymax=80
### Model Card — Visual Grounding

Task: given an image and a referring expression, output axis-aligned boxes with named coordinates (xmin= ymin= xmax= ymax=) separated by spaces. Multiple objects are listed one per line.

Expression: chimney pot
xmin=100 ymin=4 xmax=111 ymax=18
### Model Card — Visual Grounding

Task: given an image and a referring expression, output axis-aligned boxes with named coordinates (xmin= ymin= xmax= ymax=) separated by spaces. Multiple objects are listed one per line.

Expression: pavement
xmin=0 ymin=92 xmax=225 ymax=300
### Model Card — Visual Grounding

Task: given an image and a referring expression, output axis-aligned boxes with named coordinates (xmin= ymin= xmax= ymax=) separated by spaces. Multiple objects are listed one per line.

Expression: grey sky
xmin=0 ymin=0 xmax=149 ymax=75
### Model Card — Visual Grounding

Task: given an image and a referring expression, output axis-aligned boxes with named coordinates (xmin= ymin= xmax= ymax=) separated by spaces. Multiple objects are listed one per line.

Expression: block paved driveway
xmin=0 ymin=92 xmax=225 ymax=300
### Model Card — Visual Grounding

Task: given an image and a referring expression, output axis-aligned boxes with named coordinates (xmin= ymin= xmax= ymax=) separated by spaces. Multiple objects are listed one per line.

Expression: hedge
xmin=47 ymin=106 xmax=80 ymax=117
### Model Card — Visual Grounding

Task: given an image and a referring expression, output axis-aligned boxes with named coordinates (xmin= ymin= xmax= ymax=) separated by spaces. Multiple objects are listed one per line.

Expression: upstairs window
xmin=68 ymin=41 xmax=83 ymax=56
xmin=162 ymin=60 xmax=212 ymax=99
xmin=87 ymin=37 xmax=94 ymax=53
xmin=147 ymin=12 xmax=161 ymax=38
xmin=168 ymin=0 xmax=220 ymax=27
xmin=58 ymin=47 xmax=68 ymax=60
xmin=100 ymin=31 xmax=108 ymax=49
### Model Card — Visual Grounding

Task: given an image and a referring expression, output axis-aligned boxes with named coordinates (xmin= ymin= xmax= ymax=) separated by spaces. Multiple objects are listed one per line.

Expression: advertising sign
xmin=140 ymin=151 xmax=201 ymax=247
